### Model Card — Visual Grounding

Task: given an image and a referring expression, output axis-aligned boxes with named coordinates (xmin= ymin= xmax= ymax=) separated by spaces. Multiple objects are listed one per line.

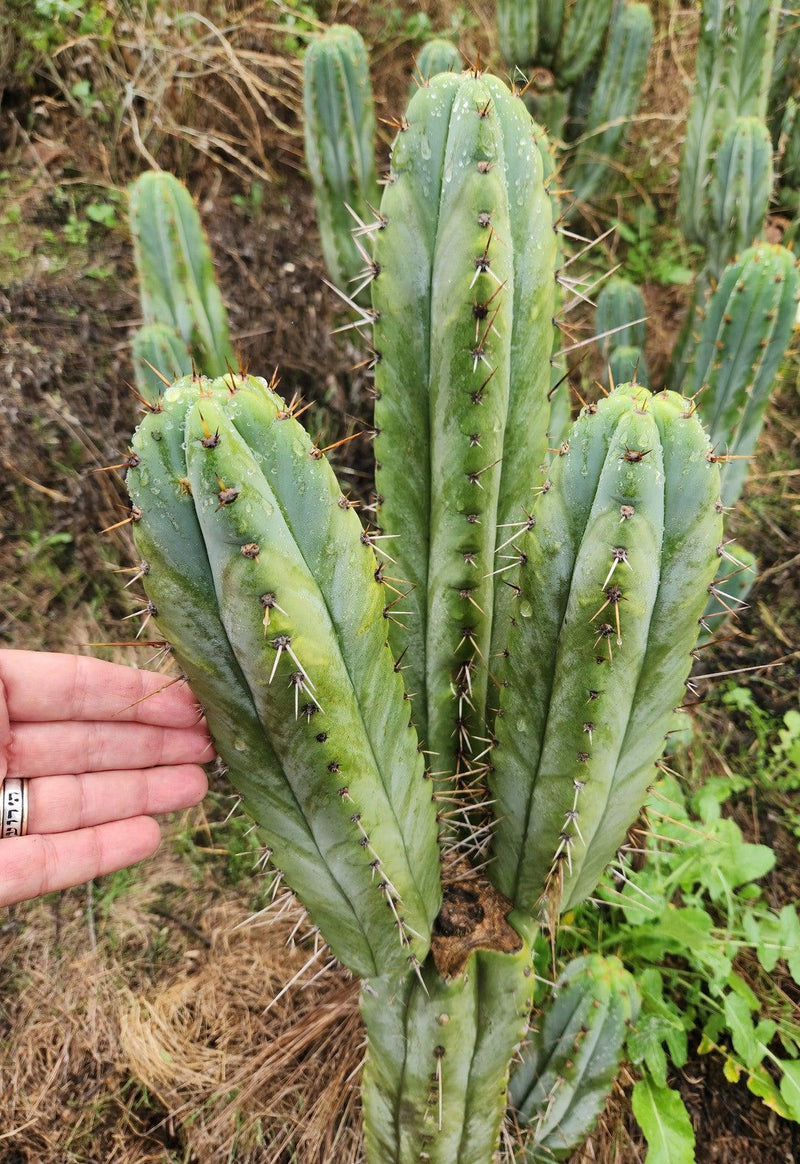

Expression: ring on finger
xmin=1 ymin=777 xmax=30 ymax=838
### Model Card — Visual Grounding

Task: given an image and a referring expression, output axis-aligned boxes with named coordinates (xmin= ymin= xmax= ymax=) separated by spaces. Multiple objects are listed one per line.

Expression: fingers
xmin=0 ymin=651 xmax=204 ymax=728
xmin=27 ymin=764 xmax=208 ymax=834
xmin=0 ymin=817 xmax=162 ymax=908
xmin=7 ymin=719 xmax=215 ymax=778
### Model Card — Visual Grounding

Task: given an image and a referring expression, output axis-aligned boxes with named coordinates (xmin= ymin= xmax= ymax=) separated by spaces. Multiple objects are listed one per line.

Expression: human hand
xmin=0 ymin=650 xmax=213 ymax=907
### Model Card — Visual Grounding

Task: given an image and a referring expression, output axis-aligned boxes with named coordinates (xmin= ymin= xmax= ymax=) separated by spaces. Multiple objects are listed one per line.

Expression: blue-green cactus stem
xmin=554 ymin=0 xmax=613 ymax=86
xmin=678 ymin=0 xmax=778 ymax=247
xmin=303 ymin=25 xmax=379 ymax=301
xmin=488 ymin=384 xmax=722 ymax=916
xmin=682 ymin=243 xmax=799 ymax=507
xmin=497 ymin=0 xmax=539 ymax=70
xmin=362 ymin=900 xmax=535 ymax=1163
xmin=567 ymin=2 xmax=653 ymax=210
xmin=128 ymin=171 xmax=234 ymax=378
xmin=371 ymin=72 xmax=555 ymax=786
xmin=132 ymin=323 xmax=192 ymax=406
xmin=510 ymin=954 xmax=640 ymax=1161
xmin=413 ymin=39 xmax=462 ymax=93
xmin=127 ymin=374 xmax=441 ymax=978
xmin=706 ymin=116 xmax=773 ymax=281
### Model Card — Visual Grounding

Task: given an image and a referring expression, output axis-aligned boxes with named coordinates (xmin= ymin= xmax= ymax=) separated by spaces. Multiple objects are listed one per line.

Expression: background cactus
xmin=595 ymin=275 xmax=648 ymax=387
xmin=496 ymin=1 xmax=653 ymax=217
xmin=509 ymin=955 xmax=640 ymax=1162
xmin=302 ymin=24 xmax=379 ymax=302
xmin=413 ymin=37 xmax=461 ymax=92
xmin=680 ymin=242 xmax=799 ymax=507
xmin=131 ymin=322 xmax=192 ymax=405
xmin=128 ymin=170 xmax=234 ymax=378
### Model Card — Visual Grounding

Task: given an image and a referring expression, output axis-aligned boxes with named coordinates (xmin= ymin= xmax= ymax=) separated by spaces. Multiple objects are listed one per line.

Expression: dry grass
xmin=0 ymin=836 xmax=364 ymax=1163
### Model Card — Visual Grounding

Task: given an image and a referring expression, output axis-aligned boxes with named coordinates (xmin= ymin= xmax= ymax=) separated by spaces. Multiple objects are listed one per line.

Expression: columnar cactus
xmin=123 ymin=65 xmax=731 ymax=1164
xmin=681 ymin=243 xmax=799 ymax=508
xmin=509 ymin=955 xmax=640 ymax=1162
xmin=678 ymin=0 xmax=778 ymax=249
xmin=127 ymin=373 xmax=441 ymax=979
xmin=128 ymin=171 xmax=234 ymax=378
xmin=371 ymin=70 xmax=557 ymax=782
xmin=595 ymin=276 xmax=648 ymax=387
xmin=489 ymin=385 xmax=722 ymax=915
xmin=496 ymin=1 xmax=652 ymax=215
xmin=706 ymin=117 xmax=773 ymax=282
xmin=565 ymin=1 xmax=653 ymax=208
xmin=303 ymin=25 xmax=379 ymax=302
xmin=132 ymin=322 xmax=192 ymax=406
xmin=414 ymin=37 xmax=462 ymax=90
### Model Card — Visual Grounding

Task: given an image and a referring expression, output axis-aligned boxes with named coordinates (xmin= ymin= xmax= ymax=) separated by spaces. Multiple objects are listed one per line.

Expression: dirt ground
xmin=0 ymin=1 xmax=799 ymax=1161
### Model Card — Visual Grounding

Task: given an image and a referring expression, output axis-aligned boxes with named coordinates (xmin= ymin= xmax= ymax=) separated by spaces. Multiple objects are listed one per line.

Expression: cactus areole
xmin=125 ymin=66 xmax=724 ymax=1164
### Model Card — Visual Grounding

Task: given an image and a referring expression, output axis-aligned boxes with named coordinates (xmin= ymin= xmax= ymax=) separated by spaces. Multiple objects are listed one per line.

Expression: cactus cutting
xmin=118 ymin=63 xmax=735 ymax=1162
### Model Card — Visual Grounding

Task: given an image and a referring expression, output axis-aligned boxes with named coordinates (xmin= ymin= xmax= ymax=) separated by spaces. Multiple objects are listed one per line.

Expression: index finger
xmin=0 ymin=651 xmax=203 ymax=728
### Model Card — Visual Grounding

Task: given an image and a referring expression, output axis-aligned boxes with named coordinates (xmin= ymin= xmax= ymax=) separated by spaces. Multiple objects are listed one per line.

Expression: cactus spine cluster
xmin=126 ymin=65 xmax=727 ymax=1164
xmin=128 ymin=171 xmax=234 ymax=383
xmin=302 ymin=25 xmax=379 ymax=301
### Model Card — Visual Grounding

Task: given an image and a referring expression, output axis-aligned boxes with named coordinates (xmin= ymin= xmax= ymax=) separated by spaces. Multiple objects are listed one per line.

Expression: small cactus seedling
xmin=302 ymin=24 xmax=379 ymax=303
xmin=412 ymin=37 xmax=462 ymax=95
xmin=128 ymin=171 xmax=234 ymax=378
xmin=509 ymin=955 xmax=640 ymax=1161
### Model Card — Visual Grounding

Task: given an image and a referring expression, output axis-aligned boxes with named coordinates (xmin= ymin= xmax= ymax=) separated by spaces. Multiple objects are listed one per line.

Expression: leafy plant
xmin=561 ymin=765 xmax=800 ymax=1156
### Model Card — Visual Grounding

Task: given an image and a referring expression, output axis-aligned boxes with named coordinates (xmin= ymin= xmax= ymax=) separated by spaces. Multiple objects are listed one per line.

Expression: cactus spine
xmin=510 ymin=955 xmax=640 ymax=1161
xmin=303 ymin=25 xmax=379 ymax=301
xmin=128 ymin=171 xmax=234 ymax=378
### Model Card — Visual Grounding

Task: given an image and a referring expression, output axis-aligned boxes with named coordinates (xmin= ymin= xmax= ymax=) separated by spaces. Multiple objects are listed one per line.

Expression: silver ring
xmin=1 ymin=777 xmax=29 ymax=838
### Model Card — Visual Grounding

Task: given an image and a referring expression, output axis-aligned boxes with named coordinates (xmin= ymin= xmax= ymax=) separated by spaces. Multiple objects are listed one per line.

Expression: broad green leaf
xmin=779 ymin=905 xmax=800 ymax=984
xmin=724 ymin=992 xmax=765 ymax=1070
xmin=779 ymin=1061 xmax=800 ymax=1121
xmin=632 ymin=1075 xmax=696 ymax=1164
